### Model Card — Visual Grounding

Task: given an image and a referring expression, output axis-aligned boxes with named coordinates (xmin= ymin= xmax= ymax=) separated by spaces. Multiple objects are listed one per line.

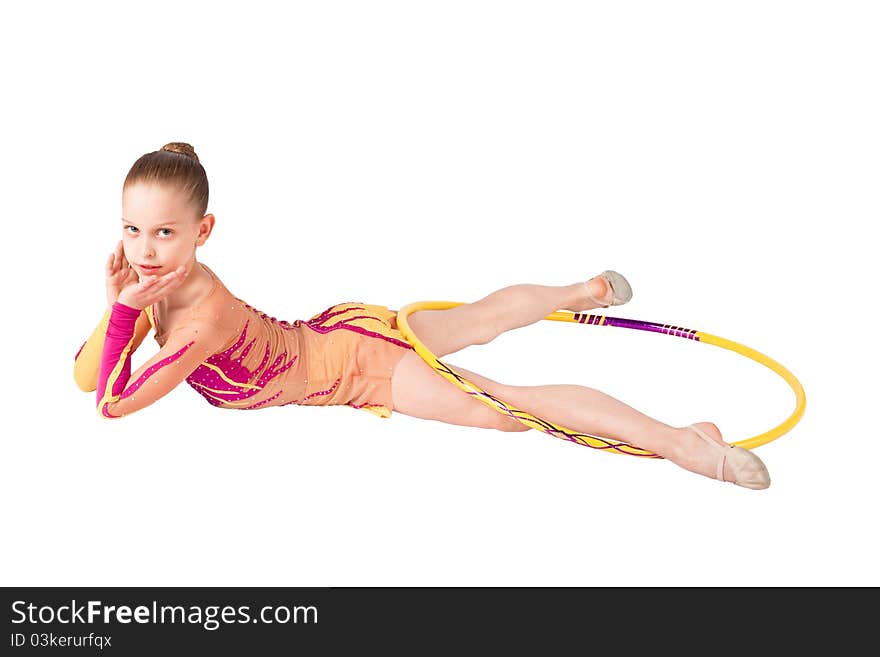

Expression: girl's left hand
xmin=116 ymin=266 xmax=187 ymax=310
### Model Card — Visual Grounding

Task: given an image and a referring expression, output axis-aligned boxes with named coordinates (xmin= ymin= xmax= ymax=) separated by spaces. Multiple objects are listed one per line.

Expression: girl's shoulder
xmin=192 ymin=263 xmax=238 ymax=326
xmin=200 ymin=262 xmax=221 ymax=284
xmin=196 ymin=264 xmax=266 ymax=347
xmin=156 ymin=263 xmax=239 ymax=344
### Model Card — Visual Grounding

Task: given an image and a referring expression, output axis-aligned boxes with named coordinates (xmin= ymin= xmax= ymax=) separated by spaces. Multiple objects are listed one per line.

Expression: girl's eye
xmin=123 ymin=226 xmax=173 ymax=236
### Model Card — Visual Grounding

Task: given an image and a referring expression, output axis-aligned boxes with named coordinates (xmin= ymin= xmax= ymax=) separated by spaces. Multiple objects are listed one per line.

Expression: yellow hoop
xmin=395 ymin=301 xmax=806 ymax=458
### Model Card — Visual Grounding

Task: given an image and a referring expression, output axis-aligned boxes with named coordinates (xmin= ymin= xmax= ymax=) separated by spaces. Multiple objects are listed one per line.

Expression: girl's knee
xmin=494 ymin=414 xmax=531 ymax=432
xmin=465 ymin=397 xmax=527 ymax=432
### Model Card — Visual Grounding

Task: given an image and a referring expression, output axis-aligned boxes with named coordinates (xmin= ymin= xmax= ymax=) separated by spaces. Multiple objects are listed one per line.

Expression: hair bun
xmin=161 ymin=142 xmax=199 ymax=163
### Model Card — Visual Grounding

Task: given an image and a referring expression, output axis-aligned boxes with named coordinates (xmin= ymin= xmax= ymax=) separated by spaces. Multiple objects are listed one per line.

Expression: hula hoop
xmin=395 ymin=301 xmax=806 ymax=458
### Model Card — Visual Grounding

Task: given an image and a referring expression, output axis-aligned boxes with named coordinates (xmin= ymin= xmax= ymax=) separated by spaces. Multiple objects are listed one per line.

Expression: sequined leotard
xmin=73 ymin=263 xmax=415 ymax=419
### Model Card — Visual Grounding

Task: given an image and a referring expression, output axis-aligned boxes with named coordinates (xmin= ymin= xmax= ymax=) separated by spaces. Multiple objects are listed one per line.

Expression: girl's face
xmin=121 ymin=183 xmax=211 ymax=281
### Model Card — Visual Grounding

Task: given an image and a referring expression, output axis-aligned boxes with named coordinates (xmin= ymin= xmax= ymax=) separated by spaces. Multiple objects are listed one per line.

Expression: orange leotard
xmin=74 ymin=263 xmax=415 ymax=419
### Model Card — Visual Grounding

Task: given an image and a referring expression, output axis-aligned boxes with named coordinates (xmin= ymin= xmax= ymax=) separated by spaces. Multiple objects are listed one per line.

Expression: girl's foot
xmin=585 ymin=276 xmax=613 ymax=307
xmin=672 ymin=422 xmax=771 ymax=489
xmin=564 ymin=275 xmax=614 ymax=312
xmin=673 ymin=422 xmax=733 ymax=479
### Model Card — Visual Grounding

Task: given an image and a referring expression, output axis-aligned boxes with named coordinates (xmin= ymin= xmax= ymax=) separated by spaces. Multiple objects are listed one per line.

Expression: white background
xmin=1 ymin=1 xmax=877 ymax=586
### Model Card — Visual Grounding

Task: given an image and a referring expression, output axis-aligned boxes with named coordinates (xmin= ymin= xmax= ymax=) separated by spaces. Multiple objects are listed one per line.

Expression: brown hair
xmin=123 ymin=142 xmax=209 ymax=219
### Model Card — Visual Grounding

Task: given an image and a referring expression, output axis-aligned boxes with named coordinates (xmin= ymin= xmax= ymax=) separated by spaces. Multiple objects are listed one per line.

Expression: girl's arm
xmin=95 ymin=302 xmax=225 ymax=419
xmin=74 ymin=306 xmax=152 ymax=392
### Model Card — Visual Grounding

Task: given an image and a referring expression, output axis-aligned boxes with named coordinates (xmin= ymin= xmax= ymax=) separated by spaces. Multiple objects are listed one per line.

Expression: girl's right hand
xmin=105 ymin=240 xmax=139 ymax=308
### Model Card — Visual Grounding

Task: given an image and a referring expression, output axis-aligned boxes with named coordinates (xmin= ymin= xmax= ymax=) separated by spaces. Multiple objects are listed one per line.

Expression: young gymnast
xmin=73 ymin=142 xmax=770 ymax=490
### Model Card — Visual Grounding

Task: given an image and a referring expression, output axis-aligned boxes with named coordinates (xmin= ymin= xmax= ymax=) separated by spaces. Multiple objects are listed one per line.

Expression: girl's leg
xmin=434 ymin=361 xmax=735 ymax=482
xmin=480 ymin=278 xmax=610 ymax=338
xmin=406 ymin=278 xmax=610 ymax=358
xmin=393 ymin=350 xmax=731 ymax=481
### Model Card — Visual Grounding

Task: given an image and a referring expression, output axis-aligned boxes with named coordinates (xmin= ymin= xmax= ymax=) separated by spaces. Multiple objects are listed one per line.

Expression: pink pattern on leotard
xmin=185 ymin=319 xmax=299 ymax=407
xmin=304 ymin=304 xmax=412 ymax=349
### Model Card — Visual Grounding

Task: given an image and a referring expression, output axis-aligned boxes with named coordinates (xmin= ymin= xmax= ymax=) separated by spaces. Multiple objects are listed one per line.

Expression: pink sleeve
xmin=96 ymin=301 xmax=142 ymax=409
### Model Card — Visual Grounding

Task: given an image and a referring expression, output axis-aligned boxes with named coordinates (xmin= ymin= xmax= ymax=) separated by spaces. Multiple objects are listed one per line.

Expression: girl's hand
xmin=105 ymin=240 xmax=139 ymax=307
xmin=116 ymin=265 xmax=187 ymax=311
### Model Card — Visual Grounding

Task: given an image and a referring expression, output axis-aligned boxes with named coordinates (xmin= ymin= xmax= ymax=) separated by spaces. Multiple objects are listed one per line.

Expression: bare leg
xmin=502 ymin=383 xmax=734 ymax=480
xmin=475 ymin=278 xmax=610 ymax=339
xmin=449 ymin=364 xmax=735 ymax=481
xmin=496 ymin=382 xmax=675 ymax=449
xmin=404 ymin=278 xmax=611 ymax=358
